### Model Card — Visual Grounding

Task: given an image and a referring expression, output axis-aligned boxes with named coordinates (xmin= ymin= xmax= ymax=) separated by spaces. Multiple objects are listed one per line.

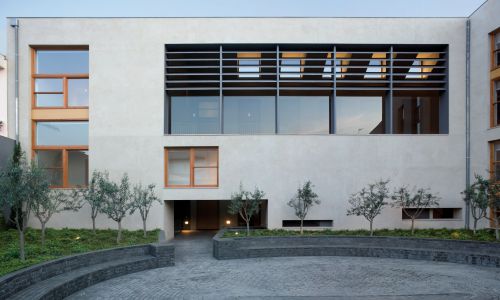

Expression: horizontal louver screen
xmin=165 ymin=45 xmax=447 ymax=95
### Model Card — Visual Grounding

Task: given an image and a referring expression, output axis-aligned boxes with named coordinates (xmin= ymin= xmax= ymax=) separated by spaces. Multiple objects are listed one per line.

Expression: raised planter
xmin=0 ymin=243 xmax=174 ymax=300
xmin=213 ymin=230 xmax=500 ymax=268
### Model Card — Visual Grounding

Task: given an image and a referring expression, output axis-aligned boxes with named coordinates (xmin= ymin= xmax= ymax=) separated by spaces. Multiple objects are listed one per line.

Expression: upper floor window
xmin=492 ymin=30 xmax=500 ymax=69
xmin=33 ymin=48 xmax=89 ymax=108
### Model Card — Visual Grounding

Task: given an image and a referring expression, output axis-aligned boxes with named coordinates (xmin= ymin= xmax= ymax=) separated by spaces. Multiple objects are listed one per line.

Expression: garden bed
xmin=0 ymin=227 xmax=159 ymax=276
xmin=214 ymin=229 xmax=500 ymax=267
xmin=222 ymin=228 xmax=499 ymax=242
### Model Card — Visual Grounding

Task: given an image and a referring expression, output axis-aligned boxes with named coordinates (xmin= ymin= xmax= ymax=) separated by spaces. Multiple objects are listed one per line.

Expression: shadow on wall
xmin=0 ymin=136 xmax=16 ymax=226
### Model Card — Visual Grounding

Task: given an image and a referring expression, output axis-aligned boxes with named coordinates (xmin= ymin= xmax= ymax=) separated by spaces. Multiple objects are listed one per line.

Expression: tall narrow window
xmin=165 ymin=147 xmax=218 ymax=187
xmin=492 ymin=30 xmax=500 ymax=69
xmin=494 ymin=81 xmax=500 ymax=127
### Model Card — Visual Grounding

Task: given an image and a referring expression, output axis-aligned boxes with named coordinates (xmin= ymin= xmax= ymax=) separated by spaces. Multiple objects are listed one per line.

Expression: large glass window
xmin=36 ymin=122 xmax=89 ymax=146
xmin=393 ymin=93 xmax=439 ymax=134
xmin=33 ymin=49 xmax=89 ymax=108
xmin=335 ymin=96 xmax=383 ymax=134
xmin=171 ymin=97 xmax=220 ymax=134
xmin=223 ymin=96 xmax=275 ymax=134
xmin=36 ymin=50 xmax=89 ymax=74
xmin=278 ymin=96 xmax=329 ymax=134
xmin=165 ymin=147 xmax=218 ymax=187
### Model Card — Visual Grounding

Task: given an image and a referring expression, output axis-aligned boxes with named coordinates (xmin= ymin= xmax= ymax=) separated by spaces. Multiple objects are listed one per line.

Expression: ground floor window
xmin=165 ymin=147 xmax=219 ymax=187
xmin=35 ymin=149 xmax=89 ymax=188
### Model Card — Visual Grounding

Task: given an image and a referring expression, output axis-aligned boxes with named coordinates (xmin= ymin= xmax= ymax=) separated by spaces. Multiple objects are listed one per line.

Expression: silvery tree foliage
xmin=287 ymin=181 xmax=320 ymax=235
xmin=228 ymin=183 xmax=265 ymax=236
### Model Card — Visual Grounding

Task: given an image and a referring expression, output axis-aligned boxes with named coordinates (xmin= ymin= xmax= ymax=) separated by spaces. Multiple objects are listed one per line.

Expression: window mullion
xmin=62 ymin=149 xmax=68 ymax=187
xmin=190 ymin=148 xmax=195 ymax=187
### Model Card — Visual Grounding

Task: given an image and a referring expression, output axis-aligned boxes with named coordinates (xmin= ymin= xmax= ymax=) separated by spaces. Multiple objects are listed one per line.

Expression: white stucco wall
xmin=0 ymin=55 xmax=7 ymax=137
xmin=469 ymin=0 xmax=500 ymax=228
xmin=6 ymin=17 xmax=469 ymax=233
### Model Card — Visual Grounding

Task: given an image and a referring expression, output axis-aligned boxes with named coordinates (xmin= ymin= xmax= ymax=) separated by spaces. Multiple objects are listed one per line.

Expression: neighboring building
xmin=5 ymin=0 xmax=500 ymax=239
xmin=0 ymin=55 xmax=7 ymax=137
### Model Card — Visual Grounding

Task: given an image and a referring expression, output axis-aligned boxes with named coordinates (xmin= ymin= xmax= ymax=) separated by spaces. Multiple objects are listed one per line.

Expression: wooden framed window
xmin=32 ymin=47 xmax=89 ymax=108
xmin=165 ymin=147 xmax=219 ymax=188
xmin=32 ymin=121 xmax=89 ymax=188
xmin=491 ymin=29 xmax=500 ymax=70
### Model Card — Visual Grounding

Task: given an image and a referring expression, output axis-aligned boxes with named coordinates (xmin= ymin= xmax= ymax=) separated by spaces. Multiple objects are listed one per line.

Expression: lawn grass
xmin=222 ymin=228 xmax=499 ymax=242
xmin=0 ymin=227 xmax=159 ymax=276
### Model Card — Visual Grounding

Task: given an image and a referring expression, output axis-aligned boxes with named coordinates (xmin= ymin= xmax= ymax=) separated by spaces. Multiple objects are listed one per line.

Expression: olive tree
xmin=462 ymin=174 xmax=490 ymax=235
xmin=0 ymin=146 xmax=49 ymax=261
xmin=32 ymin=189 xmax=79 ymax=246
xmin=228 ymin=183 xmax=265 ymax=236
xmin=287 ymin=181 xmax=320 ymax=235
xmin=100 ymin=173 xmax=133 ymax=243
xmin=487 ymin=180 xmax=500 ymax=240
xmin=72 ymin=170 xmax=108 ymax=234
xmin=130 ymin=183 xmax=161 ymax=237
xmin=347 ymin=179 xmax=390 ymax=236
xmin=392 ymin=186 xmax=440 ymax=235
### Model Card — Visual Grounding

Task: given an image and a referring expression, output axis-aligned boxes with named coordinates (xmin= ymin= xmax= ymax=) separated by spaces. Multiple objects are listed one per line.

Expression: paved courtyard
xmin=68 ymin=231 xmax=500 ymax=299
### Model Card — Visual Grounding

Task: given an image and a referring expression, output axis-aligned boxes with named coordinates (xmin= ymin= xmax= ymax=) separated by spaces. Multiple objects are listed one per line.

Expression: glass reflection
xmin=36 ymin=51 xmax=89 ymax=74
xmin=278 ymin=96 xmax=329 ymax=134
xmin=36 ymin=122 xmax=89 ymax=146
xmin=223 ymin=96 xmax=275 ymax=134
xmin=171 ymin=97 xmax=220 ymax=134
xmin=335 ymin=97 xmax=383 ymax=134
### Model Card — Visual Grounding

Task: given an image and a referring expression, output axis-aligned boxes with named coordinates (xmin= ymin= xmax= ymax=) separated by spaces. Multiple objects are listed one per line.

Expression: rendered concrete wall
xmin=0 ymin=55 xmax=7 ymax=137
xmin=6 ymin=17 xmax=467 ymax=232
xmin=469 ymin=0 xmax=500 ymax=228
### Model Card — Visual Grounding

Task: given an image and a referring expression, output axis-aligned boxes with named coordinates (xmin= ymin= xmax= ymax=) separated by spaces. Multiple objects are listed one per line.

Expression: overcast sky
xmin=0 ymin=0 xmax=487 ymax=54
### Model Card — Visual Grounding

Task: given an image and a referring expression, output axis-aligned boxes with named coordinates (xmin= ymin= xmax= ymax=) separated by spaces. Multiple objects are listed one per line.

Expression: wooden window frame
xmin=164 ymin=147 xmax=219 ymax=188
xmin=489 ymin=141 xmax=500 ymax=227
xmin=31 ymin=47 xmax=89 ymax=109
xmin=32 ymin=121 xmax=88 ymax=188
xmin=491 ymin=28 xmax=500 ymax=71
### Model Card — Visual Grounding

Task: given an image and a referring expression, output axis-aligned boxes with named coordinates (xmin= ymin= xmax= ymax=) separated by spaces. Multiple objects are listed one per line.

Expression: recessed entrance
xmin=173 ymin=200 xmax=267 ymax=232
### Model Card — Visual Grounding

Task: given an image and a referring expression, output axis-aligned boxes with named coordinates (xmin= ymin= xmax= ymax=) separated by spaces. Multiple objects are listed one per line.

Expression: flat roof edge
xmin=5 ymin=16 xmax=468 ymax=20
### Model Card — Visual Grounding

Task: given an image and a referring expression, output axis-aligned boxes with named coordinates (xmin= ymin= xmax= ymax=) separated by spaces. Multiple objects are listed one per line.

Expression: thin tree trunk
xmin=117 ymin=220 xmax=122 ymax=244
xmin=41 ymin=222 xmax=46 ymax=247
xmin=143 ymin=219 xmax=147 ymax=238
xmin=18 ymin=229 xmax=25 ymax=261
xmin=495 ymin=215 xmax=499 ymax=241
xmin=246 ymin=220 xmax=250 ymax=236
xmin=369 ymin=220 xmax=373 ymax=237
xmin=300 ymin=218 xmax=304 ymax=235
xmin=473 ymin=218 xmax=478 ymax=235
xmin=411 ymin=218 xmax=415 ymax=235
xmin=92 ymin=217 xmax=96 ymax=234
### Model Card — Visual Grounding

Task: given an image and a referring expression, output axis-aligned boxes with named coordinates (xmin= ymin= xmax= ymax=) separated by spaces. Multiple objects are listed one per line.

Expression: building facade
xmin=5 ymin=0 xmax=500 ymax=239
xmin=0 ymin=54 xmax=7 ymax=137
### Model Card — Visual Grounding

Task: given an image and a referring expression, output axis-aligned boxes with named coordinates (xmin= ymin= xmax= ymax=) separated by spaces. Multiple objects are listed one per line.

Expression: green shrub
xmin=0 ymin=227 xmax=159 ymax=276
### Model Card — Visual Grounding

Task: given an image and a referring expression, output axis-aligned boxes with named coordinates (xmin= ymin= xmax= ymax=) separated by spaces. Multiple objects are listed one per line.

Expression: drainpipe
xmin=10 ymin=18 xmax=19 ymax=142
xmin=465 ymin=19 xmax=471 ymax=230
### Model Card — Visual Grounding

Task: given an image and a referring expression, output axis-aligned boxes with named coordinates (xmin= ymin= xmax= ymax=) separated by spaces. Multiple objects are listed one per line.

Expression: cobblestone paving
xmin=67 ymin=231 xmax=500 ymax=299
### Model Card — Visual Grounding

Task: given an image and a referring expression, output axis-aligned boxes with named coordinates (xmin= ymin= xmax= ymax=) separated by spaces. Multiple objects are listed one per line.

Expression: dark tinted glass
xmin=68 ymin=150 xmax=89 ymax=187
xmin=36 ymin=50 xmax=89 ymax=74
xmin=223 ymin=96 xmax=275 ymax=134
xmin=36 ymin=150 xmax=63 ymax=186
xmin=278 ymin=96 xmax=329 ymax=134
xmin=393 ymin=95 xmax=439 ymax=134
xmin=335 ymin=96 xmax=383 ymax=134
xmin=171 ymin=97 xmax=220 ymax=134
